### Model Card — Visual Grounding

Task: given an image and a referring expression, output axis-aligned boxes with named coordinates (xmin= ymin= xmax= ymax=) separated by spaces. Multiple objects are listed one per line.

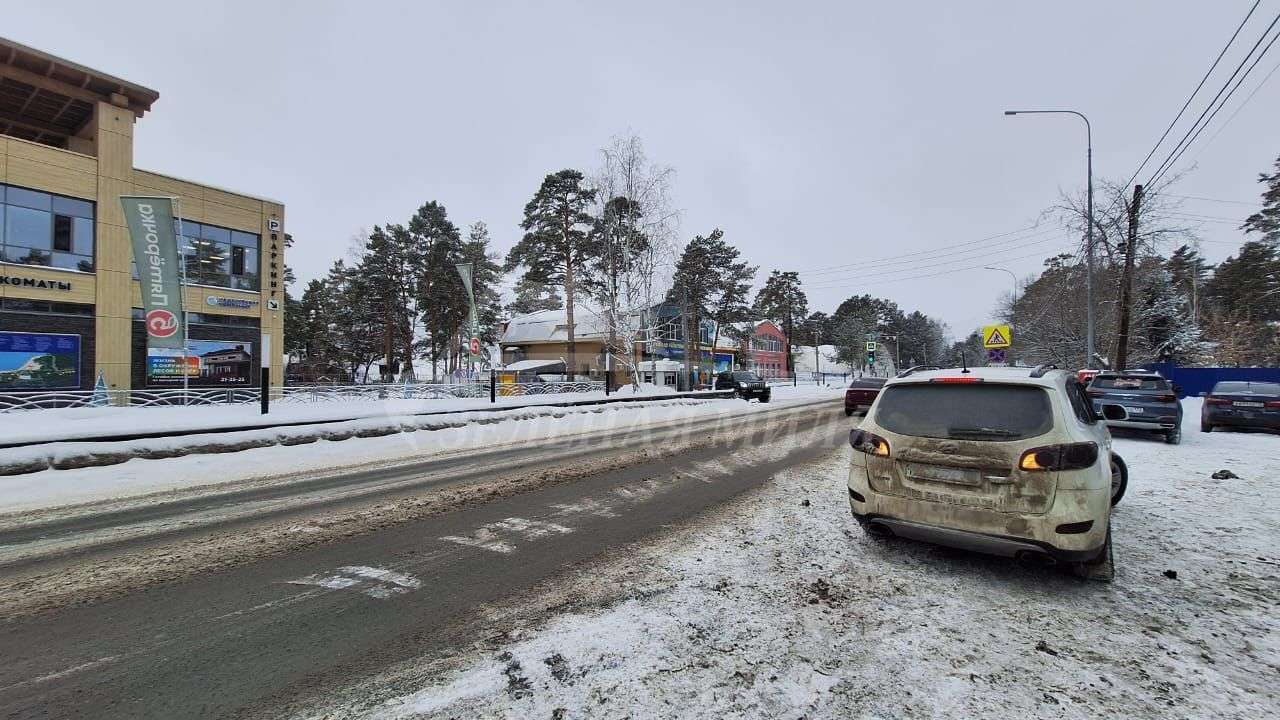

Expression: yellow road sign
xmin=982 ymin=324 xmax=1011 ymax=349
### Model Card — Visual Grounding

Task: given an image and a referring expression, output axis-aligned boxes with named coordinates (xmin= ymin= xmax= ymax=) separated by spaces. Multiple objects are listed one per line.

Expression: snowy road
xmin=0 ymin=395 xmax=846 ymax=719
xmin=303 ymin=399 xmax=1280 ymax=719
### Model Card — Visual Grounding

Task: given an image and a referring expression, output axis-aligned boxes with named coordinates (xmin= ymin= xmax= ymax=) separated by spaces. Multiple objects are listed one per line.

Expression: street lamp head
xmin=1003 ymin=110 xmax=1018 ymax=115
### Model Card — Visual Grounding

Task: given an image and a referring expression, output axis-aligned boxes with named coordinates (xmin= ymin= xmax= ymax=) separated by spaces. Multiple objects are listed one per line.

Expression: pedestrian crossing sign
xmin=982 ymin=324 xmax=1011 ymax=349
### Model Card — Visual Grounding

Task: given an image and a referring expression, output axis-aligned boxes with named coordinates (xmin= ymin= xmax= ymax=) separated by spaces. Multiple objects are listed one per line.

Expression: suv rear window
xmin=1214 ymin=381 xmax=1280 ymax=394
xmin=732 ymin=371 xmax=761 ymax=381
xmin=1092 ymin=376 xmax=1168 ymax=390
xmin=874 ymin=383 xmax=1054 ymax=441
xmin=849 ymin=378 xmax=886 ymax=388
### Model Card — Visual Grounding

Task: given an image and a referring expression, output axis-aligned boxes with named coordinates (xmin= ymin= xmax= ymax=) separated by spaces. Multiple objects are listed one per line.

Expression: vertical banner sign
xmin=121 ymin=196 xmax=186 ymax=349
xmin=455 ymin=263 xmax=480 ymax=358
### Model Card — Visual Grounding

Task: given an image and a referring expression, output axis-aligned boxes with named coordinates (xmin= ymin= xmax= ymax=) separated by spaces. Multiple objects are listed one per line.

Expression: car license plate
xmin=1233 ymin=401 xmax=1264 ymax=408
xmin=1124 ymin=406 xmax=1144 ymax=414
xmin=903 ymin=463 xmax=979 ymax=486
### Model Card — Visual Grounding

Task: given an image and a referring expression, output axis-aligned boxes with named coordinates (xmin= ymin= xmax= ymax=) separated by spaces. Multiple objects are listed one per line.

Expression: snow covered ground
xmin=330 ymin=398 xmax=1280 ymax=719
xmin=0 ymin=384 xmax=686 ymax=446
xmin=0 ymin=385 xmax=841 ymax=514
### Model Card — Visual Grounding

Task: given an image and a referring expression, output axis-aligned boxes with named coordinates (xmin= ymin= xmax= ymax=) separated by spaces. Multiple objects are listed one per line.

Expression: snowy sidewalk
xmin=326 ymin=400 xmax=1280 ymax=719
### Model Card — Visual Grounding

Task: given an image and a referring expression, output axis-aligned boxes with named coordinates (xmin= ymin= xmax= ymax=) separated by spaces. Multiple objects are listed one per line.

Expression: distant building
xmin=743 ymin=321 xmax=789 ymax=378
xmin=0 ymin=37 xmax=285 ymax=392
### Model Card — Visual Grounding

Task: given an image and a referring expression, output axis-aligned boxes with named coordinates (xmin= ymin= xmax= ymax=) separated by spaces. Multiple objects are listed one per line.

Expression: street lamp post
xmin=1004 ymin=109 xmax=1095 ymax=368
xmin=983 ymin=266 xmax=1018 ymax=308
xmin=883 ymin=334 xmax=901 ymax=375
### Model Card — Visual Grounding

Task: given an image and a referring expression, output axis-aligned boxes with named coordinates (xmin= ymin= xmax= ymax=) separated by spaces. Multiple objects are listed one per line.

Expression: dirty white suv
xmin=847 ymin=365 xmax=1128 ymax=580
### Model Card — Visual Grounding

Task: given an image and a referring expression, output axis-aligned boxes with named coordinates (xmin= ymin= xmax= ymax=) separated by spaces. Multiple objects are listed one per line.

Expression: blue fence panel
xmin=1142 ymin=362 xmax=1280 ymax=398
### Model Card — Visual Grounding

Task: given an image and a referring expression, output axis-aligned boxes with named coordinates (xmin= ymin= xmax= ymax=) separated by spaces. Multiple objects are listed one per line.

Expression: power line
xmin=1162 ymin=192 xmax=1259 ymax=206
xmin=799 ymin=225 xmax=1063 ymax=277
xmin=801 ymin=231 xmax=1067 ymax=288
xmin=805 ymin=240 xmax=1076 ymax=291
xmin=794 ymin=223 xmax=1041 ymax=275
xmin=1147 ymin=9 xmax=1280 ymax=188
xmin=1117 ymin=0 xmax=1262 ymax=193
xmin=1194 ymin=55 xmax=1280 ymax=154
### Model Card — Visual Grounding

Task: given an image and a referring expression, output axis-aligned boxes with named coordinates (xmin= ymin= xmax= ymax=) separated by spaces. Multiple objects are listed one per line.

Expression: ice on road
xmin=335 ymin=399 xmax=1279 ymax=719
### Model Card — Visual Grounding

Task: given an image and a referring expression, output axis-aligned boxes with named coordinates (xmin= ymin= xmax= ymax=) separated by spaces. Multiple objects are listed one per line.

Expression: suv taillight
xmin=1206 ymin=397 xmax=1232 ymax=405
xmin=1155 ymin=394 xmax=1177 ymax=402
xmin=1019 ymin=442 xmax=1098 ymax=472
xmin=1086 ymin=389 xmax=1104 ymax=397
xmin=1267 ymin=401 xmax=1280 ymax=409
xmin=849 ymin=428 xmax=890 ymax=457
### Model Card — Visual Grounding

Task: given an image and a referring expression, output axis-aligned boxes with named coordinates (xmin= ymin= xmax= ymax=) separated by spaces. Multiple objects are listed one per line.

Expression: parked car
xmin=847 ymin=365 xmax=1128 ymax=580
xmin=714 ymin=370 xmax=771 ymax=402
xmin=845 ymin=377 xmax=886 ymax=416
xmin=1086 ymin=371 xmax=1183 ymax=444
xmin=1201 ymin=380 xmax=1280 ymax=433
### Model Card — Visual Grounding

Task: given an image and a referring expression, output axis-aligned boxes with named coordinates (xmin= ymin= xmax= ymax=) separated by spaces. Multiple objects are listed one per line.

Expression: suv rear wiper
xmin=947 ymin=427 xmax=1020 ymax=437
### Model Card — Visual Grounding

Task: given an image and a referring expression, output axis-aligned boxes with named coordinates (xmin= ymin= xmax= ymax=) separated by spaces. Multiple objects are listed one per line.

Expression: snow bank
xmin=346 ymin=397 xmax=1279 ymax=719
xmin=0 ymin=384 xmax=683 ymax=446
xmin=1 ymin=385 xmax=840 ymax=513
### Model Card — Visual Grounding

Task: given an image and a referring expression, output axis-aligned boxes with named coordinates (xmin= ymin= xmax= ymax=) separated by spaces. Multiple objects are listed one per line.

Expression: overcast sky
xmin=8 ymin=1 xmax=1278 ymax=336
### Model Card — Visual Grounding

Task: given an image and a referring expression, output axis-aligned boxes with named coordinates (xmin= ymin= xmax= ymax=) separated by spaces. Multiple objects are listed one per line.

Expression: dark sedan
xmin=1088 ymin=371 xmax=1184 ymax=444
xmin=844 ymin=377 xmax=885 ymax=416
xmin=1202 ymin=381 xmax=1280 ymax=433
xmin=714 ymin=371 xmax=771 ymax=402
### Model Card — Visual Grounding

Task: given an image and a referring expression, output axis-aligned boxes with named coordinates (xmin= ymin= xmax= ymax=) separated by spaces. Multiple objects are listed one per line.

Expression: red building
xmin=745 ymin=320 xmax=789 ymax=378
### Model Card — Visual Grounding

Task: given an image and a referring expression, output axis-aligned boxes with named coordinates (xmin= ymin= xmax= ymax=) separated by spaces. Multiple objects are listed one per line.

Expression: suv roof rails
xmin=1029 ymin=363 xmax=1058 ymax=378
xmin=896 ymin=365 xmax=941 ymax=378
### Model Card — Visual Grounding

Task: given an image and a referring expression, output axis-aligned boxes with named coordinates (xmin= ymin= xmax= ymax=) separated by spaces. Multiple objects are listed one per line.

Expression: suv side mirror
xmin=1172 ymin=383 xmax=1183 ymax=396
xmin=1101 ymin=404 xmax=1128 ymax=421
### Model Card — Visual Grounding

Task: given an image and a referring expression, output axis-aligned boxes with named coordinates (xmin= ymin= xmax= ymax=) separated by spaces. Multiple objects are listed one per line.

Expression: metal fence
xmin=0 ymin=381 xmax=607 ymax=412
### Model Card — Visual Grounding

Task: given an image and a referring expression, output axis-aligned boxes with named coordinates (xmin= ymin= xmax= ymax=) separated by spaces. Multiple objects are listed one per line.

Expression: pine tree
xmin=461 ymin=221 xmax=503 ymax=359
xmin=356 ymin=226 xmax=414 ymax=380
xmin=753 ymin=271 xmax=808 ymax=376
xmin=507 ymin=276 xmax=563 ymax=316
xmin=1136 ymin=267 xmax=1205 ymax=364
xmin=668 ymin=230 xmax=756 ymax=380
xmin=1242 ymin=153 xmax=1280 ymax=244
xmin=506 ymin=170 xmax=598 ymax=377
xmin=408 ymin=202 xmax=465 ymax=381
xmin=1165 ymin=244 xmax=1209 ymax=324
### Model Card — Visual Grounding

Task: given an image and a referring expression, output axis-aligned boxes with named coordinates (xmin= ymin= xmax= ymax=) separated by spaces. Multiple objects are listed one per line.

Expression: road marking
xmin=286 ymin=565 xmax=422 ymax=598
xmin=550 ymin=498 xmax=619 ymax=518
xmin=440 ymin=516 xmax=574 ymax=554
xmin=0 ymin=656 xmax=120 ymax=692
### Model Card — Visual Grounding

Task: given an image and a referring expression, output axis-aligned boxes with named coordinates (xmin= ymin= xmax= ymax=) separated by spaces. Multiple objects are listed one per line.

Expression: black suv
xmin=715 ymin=371 xmax=771 ymax=402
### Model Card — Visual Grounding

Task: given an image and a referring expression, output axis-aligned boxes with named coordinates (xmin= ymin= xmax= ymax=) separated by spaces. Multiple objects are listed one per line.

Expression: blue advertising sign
xmin=0 ymin=331 xmax=81 ymax=389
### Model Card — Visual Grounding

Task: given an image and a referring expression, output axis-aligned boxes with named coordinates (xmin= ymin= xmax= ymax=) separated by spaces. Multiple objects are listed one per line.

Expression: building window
xmin=129 ymin=220 xmax=260 ymax=291
xmin=0 ymin=298 xmax=94 ymax=316
xmin=0 ymin=184 xmax=95 ymax=273
xmin=131 ymin=308 xmax=260 ymax=328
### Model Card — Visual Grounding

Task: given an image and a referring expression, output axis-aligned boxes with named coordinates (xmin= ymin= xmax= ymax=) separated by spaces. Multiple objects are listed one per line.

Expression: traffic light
xmin=865 ymin=340 xmax=877 ymax=366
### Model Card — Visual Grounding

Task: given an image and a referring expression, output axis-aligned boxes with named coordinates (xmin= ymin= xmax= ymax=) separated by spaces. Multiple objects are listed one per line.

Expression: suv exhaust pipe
xmin=1015 ymin=550 xmax=1057 ymax=568
xmin=866 ymin=521 xmax=894 ymax=538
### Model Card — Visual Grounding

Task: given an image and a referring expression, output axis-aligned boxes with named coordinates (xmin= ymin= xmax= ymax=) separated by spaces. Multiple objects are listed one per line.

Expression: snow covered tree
xmin=506 ymin=170 xmax=598 ymax=377
xmin=1136 ymin=267 xmax=1205 ymax=364
xmin=591 ymin=133 xmax=679 ymax=389
xmin=1242 ymin=153 xmax=1280 ymax=245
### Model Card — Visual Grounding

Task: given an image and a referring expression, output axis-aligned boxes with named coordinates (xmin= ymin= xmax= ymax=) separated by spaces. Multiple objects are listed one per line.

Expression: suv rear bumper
xmin=1106 ymin=418 xmax=1177 ymax=431
xmin=851 ymin=509 xmax=1103 ymax=563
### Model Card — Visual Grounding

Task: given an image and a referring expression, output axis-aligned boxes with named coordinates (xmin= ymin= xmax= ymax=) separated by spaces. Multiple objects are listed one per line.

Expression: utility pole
xmin=1114 ymin=184 xmax=1143 ymax=371
xmin=788 ymin=297 xmax=796 ymax=386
